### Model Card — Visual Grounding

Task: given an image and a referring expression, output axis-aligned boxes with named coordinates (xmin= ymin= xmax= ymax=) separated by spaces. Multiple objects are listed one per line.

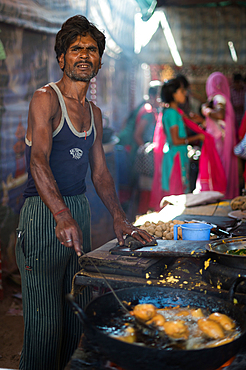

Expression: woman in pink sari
xmin=200 ymin=72 xmax=239 ymax=199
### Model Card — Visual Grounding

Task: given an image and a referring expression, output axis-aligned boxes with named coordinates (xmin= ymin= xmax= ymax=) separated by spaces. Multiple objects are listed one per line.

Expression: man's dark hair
xmin=176 ymin=73 xmax=190 ymax=89
xmin=161 ymin=78 xmax=181 ymax=104
xmin=55 ymin=15 xmax=106 ymax=63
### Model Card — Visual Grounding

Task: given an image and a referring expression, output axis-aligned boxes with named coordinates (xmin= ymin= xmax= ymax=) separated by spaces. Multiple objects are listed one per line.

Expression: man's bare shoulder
xmin=31 ymin=84 xmax=58 ymax=103
xmin=30 ymin=83 xmax=60 ymax=117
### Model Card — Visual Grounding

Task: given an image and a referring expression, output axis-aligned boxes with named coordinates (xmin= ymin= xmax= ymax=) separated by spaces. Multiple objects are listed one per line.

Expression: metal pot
xmin=67 ymin=281 xmax=246 ymax=370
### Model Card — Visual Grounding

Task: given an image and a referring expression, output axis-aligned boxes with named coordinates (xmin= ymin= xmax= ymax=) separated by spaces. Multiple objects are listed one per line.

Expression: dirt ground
xmin=0 ymin=273 xmax=24 ymax=370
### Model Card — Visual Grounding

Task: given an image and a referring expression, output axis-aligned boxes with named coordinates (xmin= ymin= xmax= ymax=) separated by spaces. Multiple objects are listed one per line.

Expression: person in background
xmin=133 ymin=85 xmax=160 ymax=148
xmin=230 ymin=72 xmax=246 ymax=139
xmin=15 ymin=15 xmax=153 ymax=370
xmin=235 ymin=111 xmax=246 ymax=193
xmin=160 ymin=78 xmax=204 ymax=196
xmin=133 ymin=85 xmax=160 ymax=214
xmin=202 ymin=72 xmax=239 ymax=198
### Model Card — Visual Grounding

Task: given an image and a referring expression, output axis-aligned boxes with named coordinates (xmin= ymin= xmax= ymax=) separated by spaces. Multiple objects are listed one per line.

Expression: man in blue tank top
xmin=15 ymin=15 xmax=153 ymax=370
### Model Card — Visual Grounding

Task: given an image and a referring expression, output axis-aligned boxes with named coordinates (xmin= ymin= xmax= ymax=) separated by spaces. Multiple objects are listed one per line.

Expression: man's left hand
xmin=113 ymin=217 xmax=154 ymax=246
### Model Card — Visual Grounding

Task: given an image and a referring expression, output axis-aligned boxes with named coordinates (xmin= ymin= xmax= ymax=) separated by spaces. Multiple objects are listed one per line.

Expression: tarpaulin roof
xmin=135 ymin=0 xmax=246 ymax=20
xmin=156 ymin=0 xmax=246 ymax=6
xmin=134 ymin=3 xmax=246 ymax=66
xmin=0 ymin=0 xmax=137 ymax=58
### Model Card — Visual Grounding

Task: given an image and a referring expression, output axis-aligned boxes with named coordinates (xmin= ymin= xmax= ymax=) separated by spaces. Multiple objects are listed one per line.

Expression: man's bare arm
xmin=89 ymin=104 xmax=153 ymax=245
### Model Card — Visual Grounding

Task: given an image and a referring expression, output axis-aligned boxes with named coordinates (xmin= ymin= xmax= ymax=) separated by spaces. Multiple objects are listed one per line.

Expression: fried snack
xmin=176 ymin=310 xmax=190 ymax=317
xmin=163 ymin=320 xmax=189 ymax=340
xmin=132 ymin=304 xmax=157 ymax=321
xmin=155 ymin=230 xmax=163 ymax=238
xmin=115 ymin=326 xmax=136 ymax=343
xmin=205 ymin=336 xmax=235 ymax=348
xmin=191 ymin=308 xmax=205 ymax=318
xmin=209 ymin=312 xmax=236 ymax=331
xmin=231 ymin=196 xmax=246 ymax=210
xmin=198 ymin=318 xmax=224 ymax=339
xmin=139 ymin=220 xmax=183 ymax=239
xmin=147 ymin=313 xmax=166 ymax=327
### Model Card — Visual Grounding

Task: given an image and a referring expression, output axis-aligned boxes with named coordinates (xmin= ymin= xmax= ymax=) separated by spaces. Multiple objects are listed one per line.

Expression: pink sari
xmin=204 ymin=72 xmax=239 ymax=199
xmin=182 ymin=114 xmax=227 ymax=195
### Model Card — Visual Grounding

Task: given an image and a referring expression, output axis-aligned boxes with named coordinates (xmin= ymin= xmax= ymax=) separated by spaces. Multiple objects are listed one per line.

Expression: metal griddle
xmin=110 ymin=239 xmax=207 ymax=258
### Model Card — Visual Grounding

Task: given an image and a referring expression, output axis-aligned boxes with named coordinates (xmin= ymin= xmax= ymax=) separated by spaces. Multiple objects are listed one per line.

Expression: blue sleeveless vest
xmin=24 ymin=82 xmax=96 ymax=198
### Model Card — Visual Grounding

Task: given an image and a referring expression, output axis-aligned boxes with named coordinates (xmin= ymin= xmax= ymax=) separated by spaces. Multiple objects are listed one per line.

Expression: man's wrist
xmin=53 ymin=207 xmax=70 ymax=218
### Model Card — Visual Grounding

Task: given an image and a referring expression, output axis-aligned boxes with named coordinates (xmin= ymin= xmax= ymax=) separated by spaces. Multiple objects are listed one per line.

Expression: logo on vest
xmin=70 ymin=148 xmax=83 ymax=159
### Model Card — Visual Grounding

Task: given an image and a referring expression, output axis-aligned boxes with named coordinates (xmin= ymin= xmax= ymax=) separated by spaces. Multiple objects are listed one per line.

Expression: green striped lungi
xmin=15 ymin=194 xmax=92 ymax=370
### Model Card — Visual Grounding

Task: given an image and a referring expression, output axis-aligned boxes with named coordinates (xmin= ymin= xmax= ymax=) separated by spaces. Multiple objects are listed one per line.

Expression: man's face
xmin=59 ymin=34 xmax=101 ymax=82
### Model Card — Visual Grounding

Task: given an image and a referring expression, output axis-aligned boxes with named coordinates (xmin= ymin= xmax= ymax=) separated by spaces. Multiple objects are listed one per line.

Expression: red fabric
xmin=138 ymin=190 xmax=151 ymax=214
xmin=169 ymin=152 xmax=183 ymax=195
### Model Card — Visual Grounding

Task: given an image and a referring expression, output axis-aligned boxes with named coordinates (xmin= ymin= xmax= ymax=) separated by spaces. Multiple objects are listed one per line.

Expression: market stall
xmin=66 ymin=198 xmax=246 ymax=370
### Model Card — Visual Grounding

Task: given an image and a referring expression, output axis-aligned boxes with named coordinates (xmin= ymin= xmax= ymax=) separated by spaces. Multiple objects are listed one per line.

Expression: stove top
xmin=73 ymin=236 xmax=246 ymax=370
xmin=202 ymin=258 xmax=246 ymax=293
xmin=66 ymin=335 xmax=246 ymax=370
xmin=76 ymin=239 xmax=246 ymax=306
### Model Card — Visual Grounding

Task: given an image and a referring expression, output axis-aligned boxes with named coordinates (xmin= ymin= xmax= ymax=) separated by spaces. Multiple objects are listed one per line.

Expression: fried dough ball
xmin=115 ymin=326 xmax=136 ymax=343
xmin=176 ymin=310 xmax=190 ymax=317
xmin=133 ymin=304 xmax=157 ymax=322
xmin=144 ymin=221 xmax=151 ymax=227
xmin=147 ymin=313 xmax=166 ymax=328
xmin=166 ymin=232 xmax=173 ymax=240
xmin=155 ymin=230 xmax=163 ymax=238
xmin=147 ymin=226 xmax=156 ymax=235
xmin=191 ymin=308 xmax=205 ymax=318
xmin=206 ymin=336 xmax=235 ymax=348
xmin=139 ymin=225 xmax=146 ymax=230
xmin=209 ymin=313 xmax=236 ymax=331
xmin=198 ymin=318 xmax=224 ymax=339
xmin=173 ymin=219 xmax=180 ymax=224
xmin=163 ymin=320 xmax=189 ymax=340
xmin=161 ymin=224 xmax=167 ymax=231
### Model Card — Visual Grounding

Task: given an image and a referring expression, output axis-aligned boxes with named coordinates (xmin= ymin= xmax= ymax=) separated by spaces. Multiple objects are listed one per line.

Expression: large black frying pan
xmin=68 ymin=279 xmax=246 ymax=370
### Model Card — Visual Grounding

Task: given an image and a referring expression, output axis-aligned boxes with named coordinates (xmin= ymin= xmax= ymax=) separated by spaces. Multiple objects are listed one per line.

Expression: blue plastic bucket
xmin=173 ymin=223 xmax=213 ymax=241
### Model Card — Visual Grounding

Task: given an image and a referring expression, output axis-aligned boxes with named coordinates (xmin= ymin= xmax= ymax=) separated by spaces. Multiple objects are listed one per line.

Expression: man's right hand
xmin=54 ymin=211 xmax=83 ymax=256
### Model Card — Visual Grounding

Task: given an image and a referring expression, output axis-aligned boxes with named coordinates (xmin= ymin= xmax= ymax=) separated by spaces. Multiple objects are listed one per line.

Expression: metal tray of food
xmin=206 ymin=237 xmax=246 ymax=270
